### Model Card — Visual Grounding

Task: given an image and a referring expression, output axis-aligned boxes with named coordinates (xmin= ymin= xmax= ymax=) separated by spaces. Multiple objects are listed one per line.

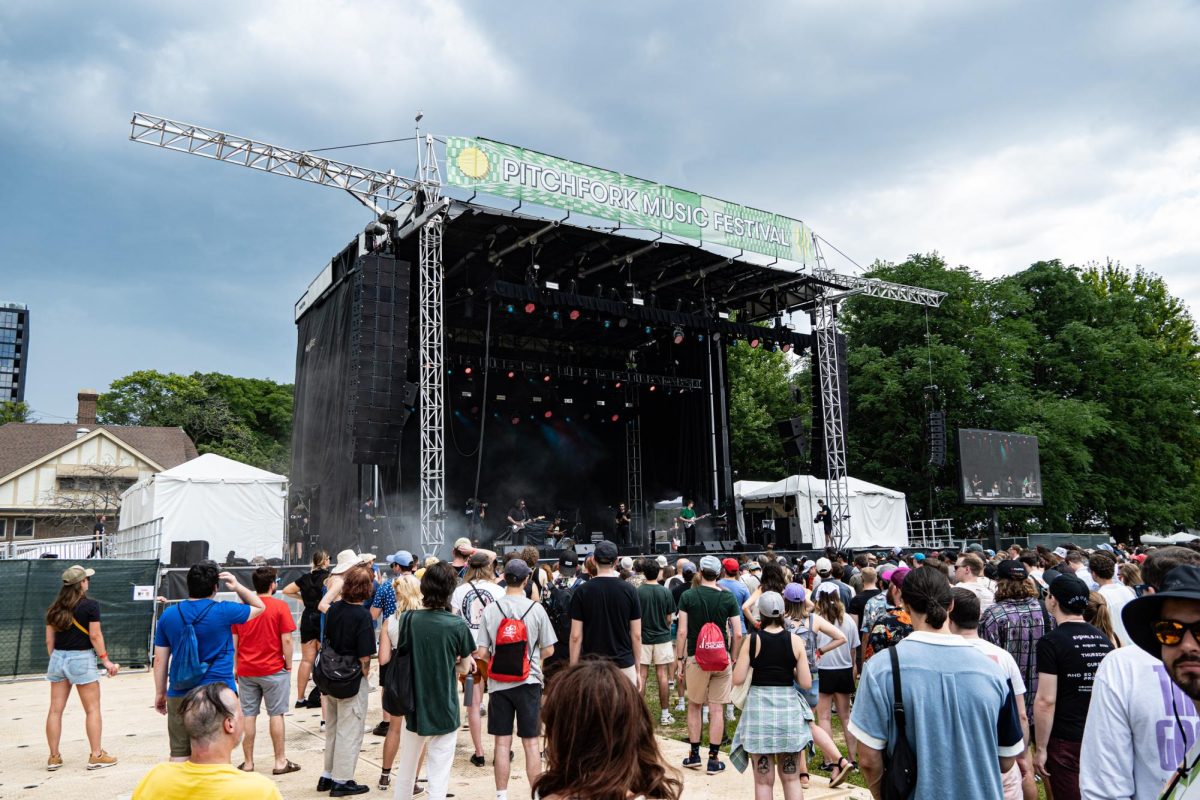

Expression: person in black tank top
xmin=282 ymin=550 xmax=330 ymax=708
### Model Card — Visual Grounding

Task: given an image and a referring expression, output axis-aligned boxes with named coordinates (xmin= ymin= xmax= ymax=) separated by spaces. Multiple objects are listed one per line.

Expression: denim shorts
xmin=46 ymin=649 xmax=99 ymax=685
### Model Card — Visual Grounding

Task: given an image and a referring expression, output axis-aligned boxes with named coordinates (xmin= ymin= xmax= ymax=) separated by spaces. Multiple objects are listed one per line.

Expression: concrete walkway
xmin=0 ymin=671 xmax=869 ymax=799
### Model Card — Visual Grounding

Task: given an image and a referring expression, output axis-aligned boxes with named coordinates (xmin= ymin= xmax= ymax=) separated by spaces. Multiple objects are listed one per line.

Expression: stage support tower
xmin=417 ymin=134 xmax=447 ymax=556
xmin=625 ymin=384 xmax=646 ymax=549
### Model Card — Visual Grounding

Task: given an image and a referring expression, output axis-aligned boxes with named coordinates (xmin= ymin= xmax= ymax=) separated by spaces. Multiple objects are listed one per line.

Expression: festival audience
xmin=569 ymin=540 xmax=642 ymax=683
xmin=376 ymin=566 xmax=424 ymax=792
xmin=318 ymin=564 xmax=375 ymax=796
xmin=449 ymin=550 xmax=501 ymax=765
xmin=813 ymin=582 xmax=861 ymax=770
xmin=1092 ymin=552 xmax=1136 ymax=645
xmin=954 ymin=552 xmax=997 ymax=611
xmin=636 ymin=560 xmax=678 ymax=725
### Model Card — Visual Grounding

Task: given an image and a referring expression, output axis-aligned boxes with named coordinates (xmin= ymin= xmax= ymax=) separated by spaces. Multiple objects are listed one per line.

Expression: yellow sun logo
xmin=456 ymin=146 xmax=490 ymax=179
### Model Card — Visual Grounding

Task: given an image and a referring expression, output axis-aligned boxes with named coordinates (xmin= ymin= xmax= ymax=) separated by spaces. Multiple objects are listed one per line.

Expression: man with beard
xmin=1119 ymin=564 xmax=1200 ymax=799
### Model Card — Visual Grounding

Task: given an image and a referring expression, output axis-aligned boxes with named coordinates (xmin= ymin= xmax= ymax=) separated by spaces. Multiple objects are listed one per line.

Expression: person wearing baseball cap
xmin=675 ymin=553 xmax=743 ymax=774
xmin=1031 ymin=575 xmax=1114 ymax=797
xmin=861 ymin=567 xmax=912 ymax=661
xmin=567 ymin=540 xmax=642 ymax=687
xmin=718 ymin=558 xmax=752 ymax=646
xmin=44 ymin=565 xmax=120 ymax=771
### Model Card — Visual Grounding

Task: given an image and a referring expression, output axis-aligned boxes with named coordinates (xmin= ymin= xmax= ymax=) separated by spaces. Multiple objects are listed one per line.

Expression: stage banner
xmin=445 ymin=136 xmax=815 ymax=264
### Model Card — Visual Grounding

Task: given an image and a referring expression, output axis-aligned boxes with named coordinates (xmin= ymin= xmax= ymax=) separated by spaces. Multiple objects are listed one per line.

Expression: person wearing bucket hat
xmin=44 ymin=565 xmax=120 ymax=771
xmin=1032 ymin=574 xmax=1114 ymax=798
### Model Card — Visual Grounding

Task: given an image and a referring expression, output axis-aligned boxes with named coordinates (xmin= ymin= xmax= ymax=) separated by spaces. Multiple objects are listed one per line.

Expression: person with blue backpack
xmin=153 ymin=560 xmax=265 ymax=761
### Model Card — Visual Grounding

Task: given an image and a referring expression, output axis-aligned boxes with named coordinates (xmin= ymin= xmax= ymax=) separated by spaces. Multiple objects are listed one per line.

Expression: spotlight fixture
xmin=543 ymin=374 xmax=551 ymax=382
xmin=524 ymin=302 xmax=537 ymax=314
xmin=749 ymin=336 xmax=761 ymax=348
xmin=569 ymin=309 xmax=581 ymax=321
xmin=610 ymin=413 xmax=620 ymax=422
xmin=618 ymin=318 xmax=629 ymax=329
xmin=649 ymin=384 xmax=657 ymax=392
xmin=672 ymin=326 xmax=685 ymax=345
xmin=544 ymin=410 xmax=553 ymax=419
xmin=464 ymin=367 xmax=473 ymax=375
xmin=506 ymin=371 xmax=515 ymax=379
xmin=511 ymin=415 xmax=520 ymax=425
xmin=506 ymin=304 xmax=515 ymax=313
xmin=551 ymin=310 xmax=561 ymax=321
xmin=643 ymin=325 xmax=652 ymax=335
xmin=712 ymin=331 xmax=722 ymax=342
xmin=781 ymin=342 xmax=793 ymax=354
xmin=603 ymin=319 xmax=612 ymax=329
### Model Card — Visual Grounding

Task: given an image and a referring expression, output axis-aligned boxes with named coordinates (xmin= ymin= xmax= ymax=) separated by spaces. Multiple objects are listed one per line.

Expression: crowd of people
xmin=37 ymin=537 xmax=1200 ymax=799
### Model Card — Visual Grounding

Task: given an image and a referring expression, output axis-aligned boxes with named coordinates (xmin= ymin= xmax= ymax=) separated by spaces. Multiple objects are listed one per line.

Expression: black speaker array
xmin=776 ymin=417 xmax=806 ymax=459
xmin=810 ymin=332 xmax=850 ymax=479
xmin=928 ymin=410 xmax=947 ymax=467
xmin=350 ymin=255 xmax=417 ymax=465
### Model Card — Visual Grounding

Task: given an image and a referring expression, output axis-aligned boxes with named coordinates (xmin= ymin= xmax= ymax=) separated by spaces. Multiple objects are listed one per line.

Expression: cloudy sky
xmin=3 ymin=1 xmax=1198 ymax=422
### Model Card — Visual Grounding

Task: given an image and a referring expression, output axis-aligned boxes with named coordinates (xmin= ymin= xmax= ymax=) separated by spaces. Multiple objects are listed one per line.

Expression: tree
xmin=0 ymin=400 xmax=31 ymax=425
xmin=727 ymin=340 xmax=808 ymax=480
xmin=97 ymin=370 xmax=293 ymax=473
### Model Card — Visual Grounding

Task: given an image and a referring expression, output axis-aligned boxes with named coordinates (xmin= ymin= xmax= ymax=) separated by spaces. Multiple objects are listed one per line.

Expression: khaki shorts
xmin=684 ymin=657 xmax=732 ymax=705
xmin=640 ymin=642 xmax=675 ymax=666
xmin=167 ymin=695 xmax=190 ymax=758
xmin=619 ymin=664 xmax=638 ymax=686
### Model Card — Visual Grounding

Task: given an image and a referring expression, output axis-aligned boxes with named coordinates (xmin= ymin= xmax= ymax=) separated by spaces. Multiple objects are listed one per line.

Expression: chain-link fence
xmin=0 ymin=559 xmax=160 ymax=679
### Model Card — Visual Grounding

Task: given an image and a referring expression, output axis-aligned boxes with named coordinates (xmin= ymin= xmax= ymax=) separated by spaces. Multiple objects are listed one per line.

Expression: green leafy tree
xmin=0 ymin=400 xmax=31 ymax=425
xmin=727 ymin=341 xmax=808 ymax=481
xmin=98 ymin=370 xmax=293 ymax=473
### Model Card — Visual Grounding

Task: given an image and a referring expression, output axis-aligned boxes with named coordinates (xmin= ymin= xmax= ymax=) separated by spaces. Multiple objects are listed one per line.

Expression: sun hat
xmin=61 ymin=565 xmax=94 ymax=585
xmin=559 ymin=550 xmax=579 ymax=570
xmin=453 ymin=537 xmax=476 ymax=556
xmin=892 ymin=546 xmax=904 ymax=557
xmin=1053 ymin=546 xmax=1069 ymax=559
xmin=801 ymin=559 xmax=816 ymax=573
xmin=758 ymin=591 xmax=785 ymax=619
xmin=656 ymin=555 xmax=669 ymax=568
xmin=331 ymin=549 xmax=371 ymax=575
xmin=467 ymin=551 xmax=492 ymax=569
xmin=1123 ymin=564 xmax=1200 ymax=658
xmin=748 ymin=562 xmax=761 ymax=572
xmin=890 ymin=566 xmax=912 ymax=589
xmin=782 ymin=583 xmax=807 ymax=603
xmin=913 ymin=553 xmax=926 ymax=562
xmin=880 ymin=565 xmax=898 ymax=582
xmin=678 ymin=559 xmax=696 ymax=576
xmin=619 ymin=556 xmax=634 ymax=571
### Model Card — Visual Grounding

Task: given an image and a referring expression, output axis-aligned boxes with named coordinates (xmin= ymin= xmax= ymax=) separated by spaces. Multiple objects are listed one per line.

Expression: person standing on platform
xmin=676 ymin=500 xmax=699 ymax=549
xmin=569 ymin=540 xmax=642 ymax=684
xmin=615 ymin=503 xmax=631 ymax=546
xmin=814 ymin=499 xmax=833 ymax=550
xmin=87 ymin=515 xmax=106 ymax=558
xmin=231 ymin=566 xmax=298 ymax=776
xmin=637 ymin=560 xmax=677 ymax=725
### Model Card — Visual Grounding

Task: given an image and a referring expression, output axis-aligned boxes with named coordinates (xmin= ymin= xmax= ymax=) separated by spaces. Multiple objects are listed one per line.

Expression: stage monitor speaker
xmin=703 ymin=541 xmax=722 ymax=552
xmin=169 ymin=541 xmax=189 ymax=568
xmin=782 ymin=436 xmax=805 ymax=458
xmin=721 ymin=540 xmax=738 ymax=551
xmin=574 ymin=544 xmax=595 ymax=558
xmin=503 ymin=545 xmax=524 ymax=555
xmin=185 ymin=539 xmax=209 ymax=565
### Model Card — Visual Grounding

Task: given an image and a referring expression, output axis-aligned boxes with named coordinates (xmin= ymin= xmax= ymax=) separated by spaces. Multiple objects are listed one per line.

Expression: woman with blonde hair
xmin=1119 ymin=561 xmax=1142 ymax=591
xmin=1085 ymin=591 xmax=1121 ymax=649
xmin=44 ymin=565 xmax=120 ymax=771
xmin=376 ymin=571 xmax=424 ymax=791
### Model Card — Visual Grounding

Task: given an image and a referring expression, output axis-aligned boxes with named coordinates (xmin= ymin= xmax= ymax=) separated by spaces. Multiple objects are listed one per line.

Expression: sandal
xmin=272 ymin=760 xmax=301 ymax=775
xmin=799 ymin=772 xmax=810 ymax=789
xmin=237 ymin=762 xmax=254 ymax=772
xmin=829 ymin=756 xmax=852 ymax=788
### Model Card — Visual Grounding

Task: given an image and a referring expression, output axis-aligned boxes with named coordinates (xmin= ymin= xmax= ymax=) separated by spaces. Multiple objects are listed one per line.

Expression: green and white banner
xmin=445 ymin=137 xmax=814 ymax=264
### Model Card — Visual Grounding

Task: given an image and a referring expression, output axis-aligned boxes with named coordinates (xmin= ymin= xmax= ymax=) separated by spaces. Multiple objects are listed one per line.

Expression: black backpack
xmin=313 ymin=635 xmax=364 ymax=699
xmin=543 ymin=577 xmax=580 ymax=660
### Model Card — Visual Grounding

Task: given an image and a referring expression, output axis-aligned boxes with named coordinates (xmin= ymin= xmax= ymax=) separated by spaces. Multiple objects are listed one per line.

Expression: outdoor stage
xmin=291 ymin=200 xmax=824 ymax=557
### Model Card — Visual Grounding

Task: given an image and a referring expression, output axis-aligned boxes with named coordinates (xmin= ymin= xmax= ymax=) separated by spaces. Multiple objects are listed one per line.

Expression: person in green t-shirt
xmin=389 ymin=562 xmax=476 ymax=800
xmin=636 ymin=561 xmax=678 ymax=725
xmin=676 ymin=500 xmax=699 ymax=548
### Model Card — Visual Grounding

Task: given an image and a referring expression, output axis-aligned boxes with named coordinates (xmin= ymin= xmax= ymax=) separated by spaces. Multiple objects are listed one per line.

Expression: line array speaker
xmin=350 ymin=255 xmax=417 ymax=464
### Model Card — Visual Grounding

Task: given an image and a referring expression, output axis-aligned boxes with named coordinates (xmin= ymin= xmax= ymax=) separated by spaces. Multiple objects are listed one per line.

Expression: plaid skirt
xmin=729 ymin=685 xmax=814 ymax=773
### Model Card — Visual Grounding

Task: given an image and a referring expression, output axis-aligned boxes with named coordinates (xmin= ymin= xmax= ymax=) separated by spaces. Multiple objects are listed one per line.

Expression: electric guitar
xmin=509 ymin=515 xmax=546 ymax=534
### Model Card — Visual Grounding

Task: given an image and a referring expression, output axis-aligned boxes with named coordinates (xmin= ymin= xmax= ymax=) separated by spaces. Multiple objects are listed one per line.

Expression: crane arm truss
xmin=815 ymin=268 xmax=947 ymax=309
xmin=129 ymin=113 xmax=420 ymax=209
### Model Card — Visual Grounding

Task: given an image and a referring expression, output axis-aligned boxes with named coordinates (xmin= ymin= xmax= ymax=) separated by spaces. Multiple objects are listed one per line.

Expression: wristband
xmin=96 ymin=652 xmax=107 ymax=660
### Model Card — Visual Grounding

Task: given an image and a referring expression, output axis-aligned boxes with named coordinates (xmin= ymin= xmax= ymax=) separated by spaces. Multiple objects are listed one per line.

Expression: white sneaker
xmin=660 ymin=710 xmax=675 ymax=725
xmin=674 ymin=698 xmax=687 ymax=713
xmin=724 ymin=705 xmax=736 ymax=722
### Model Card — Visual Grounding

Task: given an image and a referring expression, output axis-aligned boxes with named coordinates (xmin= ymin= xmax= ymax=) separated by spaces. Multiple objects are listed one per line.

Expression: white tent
xmin=119 ymin=453 xmax=289 ymax=563
xmin=739 ymin=474 xmax=908 ymax=549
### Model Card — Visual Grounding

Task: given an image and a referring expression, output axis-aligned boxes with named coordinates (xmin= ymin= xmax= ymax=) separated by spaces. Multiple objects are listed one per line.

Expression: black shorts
xmin=300 ymin=610 xmax=321 ymax=644
xmin=817 ymin=667 xmax=855 ymax=695
xmin=486 ymin=683 xmax=542 ymax=739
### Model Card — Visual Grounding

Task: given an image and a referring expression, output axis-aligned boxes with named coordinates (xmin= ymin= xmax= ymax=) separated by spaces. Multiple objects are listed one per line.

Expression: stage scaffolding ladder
xmin=813 ymin=296 xmax=852 ymax=552
xmin=417 ymin=134 xmax=447 ymax=558
xmin=625 ymin=385 xmax=645 ymax=548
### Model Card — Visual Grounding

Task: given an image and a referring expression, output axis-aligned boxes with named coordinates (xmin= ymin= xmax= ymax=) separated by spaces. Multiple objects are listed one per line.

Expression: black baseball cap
xmin=997 ymin=560 xmax=1028 ymax=581
xmin=559 ymin=550 xmax=579 ymax=569
xmin=1049 ymin=574 xmax=1090 ymax=614
xmin=594 ymin=540 xmax=619 ymax=564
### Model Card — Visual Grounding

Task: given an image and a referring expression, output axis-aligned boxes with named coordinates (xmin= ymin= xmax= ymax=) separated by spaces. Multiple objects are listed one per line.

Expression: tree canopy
xmin=0 ymin=400 xmax=31 ymax=425
xmin=97 ymin=370 xmax=293 ymax=473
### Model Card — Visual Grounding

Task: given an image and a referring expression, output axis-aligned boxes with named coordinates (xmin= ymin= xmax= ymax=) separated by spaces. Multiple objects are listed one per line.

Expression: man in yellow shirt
xmin=133 ymin=683 xmax=281 ymax=800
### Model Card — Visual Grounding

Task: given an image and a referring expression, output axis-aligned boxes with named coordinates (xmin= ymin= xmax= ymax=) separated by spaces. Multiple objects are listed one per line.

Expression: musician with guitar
xmin=676 ymin=499 xmax=711 ymax=548
xmin=506 ymin=499 xmax=546 ymax=545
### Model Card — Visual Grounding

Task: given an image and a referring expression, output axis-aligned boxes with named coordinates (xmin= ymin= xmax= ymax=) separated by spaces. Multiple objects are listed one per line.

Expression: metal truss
xmin=447 ymin=352 xmax=703 ymax=390
xmin=625 ymin=384 xmax=645 ymax=548
xmin=129 ymin=113 xmax=419 ymax=213
xmin=417 ymin=135 xmax=446 ymax=557
xmin=814 ymin=267 xmax=947 ymax=308
xmin=814 ymin=299 xmax=851 ymax=551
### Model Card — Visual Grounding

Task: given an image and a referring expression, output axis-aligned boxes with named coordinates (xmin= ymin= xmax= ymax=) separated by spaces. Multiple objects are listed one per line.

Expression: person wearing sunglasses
xmin=1118 ymin=563 xmax=1200 ymax=799
xmin=1033 ymin=574 xmax=1115 ymax=800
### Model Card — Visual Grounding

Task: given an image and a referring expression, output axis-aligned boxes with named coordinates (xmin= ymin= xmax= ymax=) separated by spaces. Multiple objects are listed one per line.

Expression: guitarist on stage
xmin=506 ymin=498 xmax=545 ymax=544
xmin=676 ymin=499 xmax=699 ymax=548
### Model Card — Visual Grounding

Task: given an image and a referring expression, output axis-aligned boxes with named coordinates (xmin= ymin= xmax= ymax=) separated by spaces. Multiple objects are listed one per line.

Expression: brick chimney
xmin=77 ymin=389 xmax=99 ymax=426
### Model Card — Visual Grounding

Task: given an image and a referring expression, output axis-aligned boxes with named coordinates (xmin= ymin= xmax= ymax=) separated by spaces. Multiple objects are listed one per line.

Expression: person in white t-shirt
xmin=449 ymin=551 xmax=503 ymax=767
xmin=1092 ymin=553 xmax=1136 ymax=646
xmin=955 ymin=553 xmax=996 ymax=612
xmin=1079 ymin=546 xmax=1200 ymax=800
xmin=951 ymin=587 xmax=1035 ymax=800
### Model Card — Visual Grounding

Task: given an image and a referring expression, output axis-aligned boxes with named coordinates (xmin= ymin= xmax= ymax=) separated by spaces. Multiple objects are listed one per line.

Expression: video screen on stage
xmin=957 ymin=429 xmax=1043 ymax=507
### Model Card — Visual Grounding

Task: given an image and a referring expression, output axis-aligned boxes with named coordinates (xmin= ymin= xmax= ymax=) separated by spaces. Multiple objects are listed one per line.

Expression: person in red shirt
xmin=232 ymin=566 xmax=299 ymax=775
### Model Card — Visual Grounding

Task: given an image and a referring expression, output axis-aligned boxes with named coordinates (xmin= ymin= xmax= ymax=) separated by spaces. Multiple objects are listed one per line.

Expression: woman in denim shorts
xmin=44 ymin=564 xmax=120 ymax=771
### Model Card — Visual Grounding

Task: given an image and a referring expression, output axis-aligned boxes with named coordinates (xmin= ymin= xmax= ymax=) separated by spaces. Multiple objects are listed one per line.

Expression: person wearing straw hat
xmin=44 ymin=564 xmax=120 ymax=771
xmin=318 ymin=550 xmax=376 ymax=614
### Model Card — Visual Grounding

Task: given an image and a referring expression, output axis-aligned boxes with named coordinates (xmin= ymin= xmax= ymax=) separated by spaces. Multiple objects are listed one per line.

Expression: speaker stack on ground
xmin=349 ymin=255 xmax=418 ymax=465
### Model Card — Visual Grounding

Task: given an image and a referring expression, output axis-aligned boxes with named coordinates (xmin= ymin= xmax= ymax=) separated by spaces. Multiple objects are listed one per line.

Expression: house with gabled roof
xmin=0 ymin=390 xmax=198 ymax=542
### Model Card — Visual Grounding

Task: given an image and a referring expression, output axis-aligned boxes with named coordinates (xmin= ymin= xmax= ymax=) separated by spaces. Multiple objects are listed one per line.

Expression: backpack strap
xmin=889 ymin=644 xmax=906 ymax=733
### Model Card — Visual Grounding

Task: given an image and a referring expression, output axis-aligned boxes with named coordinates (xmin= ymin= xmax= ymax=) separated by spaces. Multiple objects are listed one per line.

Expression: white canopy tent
xmin=119 ymin=453 xmax=289 ymax=563
xmin=739 ymin=474 xmax=909 ymax=549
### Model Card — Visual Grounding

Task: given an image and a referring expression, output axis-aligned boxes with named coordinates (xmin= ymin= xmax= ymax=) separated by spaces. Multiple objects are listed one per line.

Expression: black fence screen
xmin=0 ymin=559 xmax=160 ymax=679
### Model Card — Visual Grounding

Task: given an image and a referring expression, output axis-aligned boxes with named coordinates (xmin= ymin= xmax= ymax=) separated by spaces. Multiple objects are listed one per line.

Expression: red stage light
xmin=543 ymin=374 xmax=551 ymax=382
xmin=511 ymin=416 xmax=520 ymax=425
xmin=569 ymin=309 xmax=581 ymax=321
xmin=614 ymin=381 xmax=622 ymax=389
xmin=464 ymin=367 xmax=473 ymax=375
xmin=507 ymin=371 xmax=515 ymax=379
xmin=781 ymin=343 xmax=792 ymax=353
xmin=610 ymin=414 xmax=620 ymax=422
xmin=749 ymin=337 xmax=761 ymax=348
xmin=544 ymin=410 xmax=553 ymax=419
xmin=649 ymin=384 xmax=657 ymax=392
xmin=524 ymin=302 xmax=537 ymax=314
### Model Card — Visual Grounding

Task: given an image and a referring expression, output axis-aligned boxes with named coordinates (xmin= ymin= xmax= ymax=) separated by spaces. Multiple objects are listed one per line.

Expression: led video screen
xmin=957 ymin=429 xmax=1043 ymax=507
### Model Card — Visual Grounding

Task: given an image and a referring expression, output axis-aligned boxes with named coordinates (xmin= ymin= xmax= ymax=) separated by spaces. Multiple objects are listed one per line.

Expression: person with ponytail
xmin=1084 ymin=591 xmax=1121 ymax=650
xmin=44 ymin=565 xmax=120 ymax=771
xmin=849 ymin=563 xmax=1025 ymax=800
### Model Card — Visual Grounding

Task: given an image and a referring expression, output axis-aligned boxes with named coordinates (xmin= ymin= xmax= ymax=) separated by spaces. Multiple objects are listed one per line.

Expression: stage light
xmin=464 ymin=367 xmax=473 ymax=375
xmin=672 ymin=326 xmax=685 ymax=344
xmin=649 ymin=384 xmax=657 ymax=392
xmin=618 ymin=318 xmax=629 ymax=329
xmin=603 ymin=319 xmax=612 ymax=329
xmin=524 ymin=302 xmax=537 ymax=314
xmin=611 ymin=413 xmax=620 ymax=422
xmin=644 ymin=325 xmax=652 ymax=335
xmin=749 ymin=336 xmax=761 ymax=348
xmin=506 ymin=304 xmax=515 ymax=314
xmin=544 ymin=410 xmax=553 ymax=419
xmin=511 ymin=415 xmax=520 ymax=425
xmin=543 ymin=374 xmax=551 ymax=383
xmin=551 ymin=310 xmax=561 ymax=321
xmin=713 ymin=331 xmax=722 ymax=342
xmin=614 ymin=381 xmax=622 ymax=389
xmin=697 ymin=334 xmax=706 ymax=342
xmin=569 ymin=309 xmax=581 ymax=321
xmin=781 ymin=342 xmax=793 ymax=354
xmin=506 ymin=371 xmax=515 ymax=379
